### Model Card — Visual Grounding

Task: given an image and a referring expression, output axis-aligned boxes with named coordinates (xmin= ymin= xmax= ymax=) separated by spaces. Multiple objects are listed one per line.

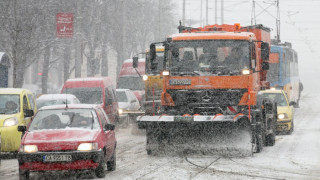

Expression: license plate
xmin=43 ymin=155 xmax=72 ymax=162
xmin=169 ymin=79 xmax=191 ymax=85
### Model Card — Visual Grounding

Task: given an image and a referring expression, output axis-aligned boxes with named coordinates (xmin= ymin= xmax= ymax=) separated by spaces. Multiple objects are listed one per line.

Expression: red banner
xmin=56 ymin=13 xmax=74 ymax=38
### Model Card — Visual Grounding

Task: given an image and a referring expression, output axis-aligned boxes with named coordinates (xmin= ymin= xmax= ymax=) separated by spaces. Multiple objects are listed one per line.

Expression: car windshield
xmin=116 ymin=91 xmax=128 ymax=102
xmin=36 ymin=99 xmax=71 ymax=109
xmin=28 ymin=108 xmax=100 ymax=131
xmin=62 ymin=87 xmax=102 ymax=104
xmin=117 ymin=76 xmax=144 ymax=90
xmin=263 ymin=93 xmax=288 ymax=106
xmin=0 ymin=94 xmax=20 ymax=114
xmin=168 ymin=40 xmax=250 ymax=76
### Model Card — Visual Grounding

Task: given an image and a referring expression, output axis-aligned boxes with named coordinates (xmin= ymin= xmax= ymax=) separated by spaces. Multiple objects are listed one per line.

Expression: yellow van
xmin=260 ymin=89 xmax=294 ymax=134
xmin=0 ymin=88 xmax=36 ymax=152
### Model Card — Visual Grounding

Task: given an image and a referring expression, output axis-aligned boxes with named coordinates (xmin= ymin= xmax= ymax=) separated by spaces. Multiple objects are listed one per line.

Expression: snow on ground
xmin=1 ymin=92 xmax=320 ymax=180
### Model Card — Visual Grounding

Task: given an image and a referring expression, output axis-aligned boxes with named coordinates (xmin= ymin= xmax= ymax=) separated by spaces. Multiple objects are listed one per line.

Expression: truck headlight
xmin=22 ymin=145 xmax=38 ymax=153
xmin=3 ymin=117 xmax=18 ymax=127
xmin=241 ymin=69 xmax=250 ymax=75
xmin=143 ymin=75 xmax=148 ymax=81
xmin=77 ymin=143 xmax=98 ymax=151
xmin=278 ymin=113 xmax=288 ymax=120
xmin=162 ymin=71 xmax=169 ymax=76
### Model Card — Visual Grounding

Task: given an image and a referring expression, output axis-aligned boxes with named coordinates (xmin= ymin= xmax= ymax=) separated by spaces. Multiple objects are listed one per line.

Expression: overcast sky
xmin=172 ymin=0 xmax=320 ymax=92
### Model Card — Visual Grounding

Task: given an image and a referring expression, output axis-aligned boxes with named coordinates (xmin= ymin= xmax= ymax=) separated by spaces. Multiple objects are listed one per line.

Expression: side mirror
xmin=18 ymin=125 xmax=27 ymax=132
xmin=105 ymin=124 xmax=115 ymax=131
xmin=24 ymin=109 xmax=34 ymax=117
xmin=289 ymin=101 xmax=296 ymax=106
xmin=261 ymin=42 xmax=269 ymax=61
xmin=150 ymin=44 xmax=156 ymax=63
xmin=132 ymin=57 xmax=138 ymax=68
xmin=262 ymin=61 xmax=269 ymax=70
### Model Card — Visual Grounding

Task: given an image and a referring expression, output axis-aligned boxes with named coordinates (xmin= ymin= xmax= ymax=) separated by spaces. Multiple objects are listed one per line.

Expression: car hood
xmin=23 ymin=129 xmax=100 ymax=151
xmin=0 ymin=114 xmax=19 ymax=127
xmin=277 ymin=106 xmax=293 ymax=120
xmin=118 ymin=102 xmax=130 ymax=109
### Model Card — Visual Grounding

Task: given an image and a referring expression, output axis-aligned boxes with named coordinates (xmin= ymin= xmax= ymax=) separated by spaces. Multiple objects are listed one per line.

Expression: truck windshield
xmin=62 ymin=87 xmax=102 ymax=104
xmin=117 ymin=76 xmax=144 ymax=90
xmin=168 ymin=40 xmax=250 ymax=75
xmin=0 ymin=94 xmax=20 ymax=114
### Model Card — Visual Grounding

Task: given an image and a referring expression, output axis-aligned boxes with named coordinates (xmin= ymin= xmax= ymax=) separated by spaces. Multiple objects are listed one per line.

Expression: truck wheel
xmin=255 ymin=134 xmax=263 ymax=153
xmin=19 ymin=169 xmax=30 ymax=180
xmin=265 ymin=133 xmax=275 ymax=146
xmin=95 ymin=161 xmax=106 ymax=178
xmin=107 ymin=149 xmax=116 ymax=171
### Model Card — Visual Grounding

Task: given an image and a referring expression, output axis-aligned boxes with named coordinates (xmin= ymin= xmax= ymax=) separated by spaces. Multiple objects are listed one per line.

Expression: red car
xmin=17 ymin=104 xmax=117 ymax=179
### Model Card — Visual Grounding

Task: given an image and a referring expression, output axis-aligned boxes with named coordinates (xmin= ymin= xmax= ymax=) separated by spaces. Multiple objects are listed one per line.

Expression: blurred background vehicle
xmin=116 ymin=89 xmax=141 ymax=127
xmin=36 ymin=94 xmax=80 ymax=109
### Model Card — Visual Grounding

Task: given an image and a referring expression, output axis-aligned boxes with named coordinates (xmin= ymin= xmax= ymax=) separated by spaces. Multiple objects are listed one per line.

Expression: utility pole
xmin=182 ymin=0 xmax=185 ymax=26
xmin=276 ymin=0 xmax=280 ymax=42
xmin=75 ymin=0 xmax=81 ymax=78
xmin=200 ymin=0 xmax=202 ymax=26
xmin=221 ymin=0 xmax=224 ymax=24
xmin=158 ymin=0 xmax=161 ymax=41
xmin=251 ymin=0 xmax=256 ymax=25
xmin=215 ymin=0 xmax=217 ymax=24
xmin=206 ymin=0 xmax=208 ymax=25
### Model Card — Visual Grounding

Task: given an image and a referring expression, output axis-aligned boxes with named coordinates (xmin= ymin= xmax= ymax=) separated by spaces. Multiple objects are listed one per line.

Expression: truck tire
xmin=255 ymin=134 xmax=263 ymax=153
xmin=287 ymin=121 xmax=294 ymax=135
xmin=19 ymin=169 xmax=30 ymax=180
xmin=265 ymin=133 xmax=275 ymax=146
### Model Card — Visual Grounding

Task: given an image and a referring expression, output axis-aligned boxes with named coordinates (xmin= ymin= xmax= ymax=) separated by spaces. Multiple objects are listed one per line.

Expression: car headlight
xmin=241 ymin=68 xmax=250 ymax=75
xmin=119 ymin=109 xmax=123 ymax=115
xmin=278 ymin=113 xmax=288 ymax=120
xmin=22 ymin=145 xmax=38 ymax=153
xmin=3 ymin=117 xmax=18 ymax=127
xmin=77 ymin=143 xmax=98 ymax=151
xmin=143 ymin=74 xmax=148 ymax=81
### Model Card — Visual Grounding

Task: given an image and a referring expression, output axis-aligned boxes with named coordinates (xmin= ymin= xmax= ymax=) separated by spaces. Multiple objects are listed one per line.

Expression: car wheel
xmin=19 ymin=169 xmax=30 ymax=180
xmin=95 ymin=161 xmax=105 ymax=178
xmin=107 ymin=149 xmax=116 ymax=171
xmin=287 ymin=121 xmax=294 ymax=135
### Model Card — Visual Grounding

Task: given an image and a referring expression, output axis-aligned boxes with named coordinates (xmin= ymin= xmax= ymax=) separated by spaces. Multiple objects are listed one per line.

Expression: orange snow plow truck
xmin=137 ymin=23 xmax=277 ymax=156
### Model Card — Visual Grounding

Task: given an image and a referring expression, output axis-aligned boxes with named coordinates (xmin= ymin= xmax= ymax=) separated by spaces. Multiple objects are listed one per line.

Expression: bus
xmin=267 ymin=41 xmax=302 ymax=107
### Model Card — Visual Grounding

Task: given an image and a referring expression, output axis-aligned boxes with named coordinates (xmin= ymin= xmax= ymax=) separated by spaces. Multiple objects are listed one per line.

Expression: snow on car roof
xmin=66 ymin=77 xmax=111 ymax=82
xmin=39 ymin=104 xmax=101 ymax=110
xmin=0 ymin=88 xmax=33 ymax=94
xmin=37 ymin=94 xmax=77 ymax=100
xmin=123 ymin=58 xmax=145 ymax=63
xmin=116 ymin=89 xmax=131 ymax=92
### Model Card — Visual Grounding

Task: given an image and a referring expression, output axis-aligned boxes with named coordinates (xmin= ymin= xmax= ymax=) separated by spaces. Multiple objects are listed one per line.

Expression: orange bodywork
xmin=162 ymin=24 xmax=271 ymax=111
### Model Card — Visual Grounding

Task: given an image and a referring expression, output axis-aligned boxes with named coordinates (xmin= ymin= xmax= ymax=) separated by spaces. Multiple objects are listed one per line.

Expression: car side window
xmin=27 ymin=94 xmax=35 ymax=109
xmin=23 ymin=95 xmax=29 ymax=110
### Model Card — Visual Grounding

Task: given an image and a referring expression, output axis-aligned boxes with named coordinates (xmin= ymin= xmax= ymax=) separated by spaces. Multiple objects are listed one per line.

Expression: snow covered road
xmin=1 ymin=93 xmax=319 ymax=180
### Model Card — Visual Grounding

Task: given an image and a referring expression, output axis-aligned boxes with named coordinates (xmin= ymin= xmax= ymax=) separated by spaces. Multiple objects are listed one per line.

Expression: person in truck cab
xmin=223 ymin=47 xmax=248 ymax=71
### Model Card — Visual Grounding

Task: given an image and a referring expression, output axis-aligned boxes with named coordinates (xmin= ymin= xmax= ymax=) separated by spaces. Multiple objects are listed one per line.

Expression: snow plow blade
xmin=137 ymin=114 xmax=253 ymax=157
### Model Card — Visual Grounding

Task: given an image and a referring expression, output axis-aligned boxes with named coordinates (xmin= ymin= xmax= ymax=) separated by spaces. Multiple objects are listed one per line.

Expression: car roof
xmin=0 ymin=88 xmax=33 ymax=95
xmin=116 ymin=89 xmax=131 ymax=92
xmin=37 ymin=94 xmax=78 ymax=100
xmin=260 ymin=89 xmax=284 ymax=94
xmin=39 ymin=104 xmax=101 ymax=110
